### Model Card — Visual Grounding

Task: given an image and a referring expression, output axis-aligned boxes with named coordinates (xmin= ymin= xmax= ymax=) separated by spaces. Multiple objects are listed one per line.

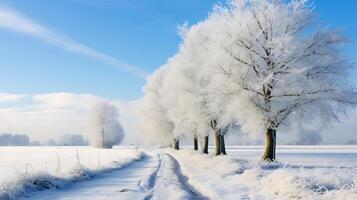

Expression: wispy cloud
xmin=0 ymin=6 xmax=148 ymax=78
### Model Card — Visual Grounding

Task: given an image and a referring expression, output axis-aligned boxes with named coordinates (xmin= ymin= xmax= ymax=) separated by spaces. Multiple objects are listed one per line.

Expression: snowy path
xmin=152 ymin=153 xmax=208 ymax=200
xmin=23 ymin=151 xmax=208 ymax=200
xmin=167 ymin=150 xmax=264 ymax=200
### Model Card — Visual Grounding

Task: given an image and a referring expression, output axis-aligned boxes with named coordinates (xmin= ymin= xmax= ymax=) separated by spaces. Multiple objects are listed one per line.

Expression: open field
xmin=0 ymin=145 xmax=356 ymax=199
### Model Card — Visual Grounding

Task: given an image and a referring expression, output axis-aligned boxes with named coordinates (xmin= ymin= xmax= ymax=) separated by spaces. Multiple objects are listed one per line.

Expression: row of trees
xmin=140 ymin=0 xmax=356 ymax=161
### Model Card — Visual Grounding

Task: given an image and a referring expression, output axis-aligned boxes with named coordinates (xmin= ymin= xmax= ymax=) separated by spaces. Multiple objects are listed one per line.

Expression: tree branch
xmin=271 ymin=88 xmax=335 ymax=98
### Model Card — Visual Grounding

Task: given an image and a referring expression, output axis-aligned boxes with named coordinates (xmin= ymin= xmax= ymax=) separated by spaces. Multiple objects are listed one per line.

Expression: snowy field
xmin=0 ymin=145 xmax=356 ymax=199
xmin=0 ymin=146 xmax=143 ymax=199
xmin=173 ymin=145 xmax=357 ymax=200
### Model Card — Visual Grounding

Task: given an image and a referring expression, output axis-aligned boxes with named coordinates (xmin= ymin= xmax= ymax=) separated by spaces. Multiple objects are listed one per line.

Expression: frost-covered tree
xmin=173 ymin=12 xmax=238 ymax=155
xmin=166 ymin=21 xmax=230 ymax=155
xmin=140 ymin=51 xmax=212 ymax=152
xmin=140 ymin=4 xmax=232 ymax=154
xmin=161 ymin=56 xmax=212 ymax=152
xmin=140 ymin=0 xmax=356 ymax=159
xmin=88 ymin=101 xmax=125 ymax=148
xmin=139 ymin=67 xmax=175 ymax=148
xmin=207 ymin=0 xmax=357 ymax=161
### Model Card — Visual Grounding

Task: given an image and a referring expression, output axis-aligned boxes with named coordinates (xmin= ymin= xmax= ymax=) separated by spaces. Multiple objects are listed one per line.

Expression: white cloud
xmin=0 ymin=92 xmax=143 ymax=145
xmin=0 ymin=93 xmax=27 ymax=102
xmin=32 ymin=93 xmax=102 ymax=109
xmin=0 ymin=6 xmax=148 ymax=78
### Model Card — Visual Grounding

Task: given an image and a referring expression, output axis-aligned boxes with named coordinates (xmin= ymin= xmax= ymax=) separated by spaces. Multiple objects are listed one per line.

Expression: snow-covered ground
xmin=171 ymin=145 xmax=357 ymax=200
xmin=1 ymin=145 xmax=356 ymax=199
xmin=0 ymin=146 xmax=143 ymax=199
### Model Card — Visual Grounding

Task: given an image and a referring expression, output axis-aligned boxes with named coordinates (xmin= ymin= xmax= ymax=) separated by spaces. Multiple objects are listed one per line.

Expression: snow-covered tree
xmin=160 ymin=56 xmax=211 ymax=152
xmin=88 ymin=101 xmax=125 ymax=148
xmin=170 ymin=13 xmax=236 ymax=155
xmin=206 ymin=0 xmax=357 ymax=160
xmin=140 ymin=0 xmax=356 ymax=159
xmin=139 ymin=67 xmax=175 ymax=148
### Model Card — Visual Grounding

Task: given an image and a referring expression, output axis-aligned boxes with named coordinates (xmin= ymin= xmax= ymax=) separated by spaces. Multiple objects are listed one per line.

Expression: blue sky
xmin=0 ymin=0 xmax=356 ymax=101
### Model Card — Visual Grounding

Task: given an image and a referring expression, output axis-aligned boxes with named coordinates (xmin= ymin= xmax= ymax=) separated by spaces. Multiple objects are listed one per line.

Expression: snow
xmin=1 ymin=145 xmax=356 ymax=199
xmin=152 ymin=153 xmax=208 ymax=199
xmin=169 ymin=145 xmax=357 ymax=200
xmin=24 ymin=152 xmax=159 ymax=200
xmin=0 ymin=146 xmax=143 ymax=199
xmin=14 ymin=150 xmax=206 ymax=200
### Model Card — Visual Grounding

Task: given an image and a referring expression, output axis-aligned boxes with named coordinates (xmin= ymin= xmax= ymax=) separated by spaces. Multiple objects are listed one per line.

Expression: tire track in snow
xmin=147 ymin=153 xmax=162 ymax=189
xmin=165 ymin=153 xmax=209 ymax=200
xmin=143 ymin=153 xmax=162 ymax=200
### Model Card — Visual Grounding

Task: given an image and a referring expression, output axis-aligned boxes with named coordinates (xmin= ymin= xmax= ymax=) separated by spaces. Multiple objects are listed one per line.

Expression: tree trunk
xmin=173 ymin=138 xmax=180 ymax=150
xmin=220 ymin=134 xmax=227 ymax=155
xmin=194 ymin=136 xmax=198 ymax=151
xmin=262 ymin=128 xmax=276 ymax=161
xmin=202 ymin=136 xmax=209 ymax=154
xmin=215 ymin=131 xmax=221 ymax=155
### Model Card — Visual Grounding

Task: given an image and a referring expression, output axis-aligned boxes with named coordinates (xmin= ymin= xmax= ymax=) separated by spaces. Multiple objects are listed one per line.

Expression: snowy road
xmin=23 ymin=151 xmax=207 ymax=200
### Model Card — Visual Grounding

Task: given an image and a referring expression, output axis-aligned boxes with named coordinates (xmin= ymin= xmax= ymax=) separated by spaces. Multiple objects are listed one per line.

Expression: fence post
xmin=56 ymin=153 xmax=62 ymax=175
xmin=25 ymin=163 xmax=29 ymax=174
xmin=97 ymin=151 xmax=101 ymax=168
xmin=76 ymin=149 xmax=81 ymax=168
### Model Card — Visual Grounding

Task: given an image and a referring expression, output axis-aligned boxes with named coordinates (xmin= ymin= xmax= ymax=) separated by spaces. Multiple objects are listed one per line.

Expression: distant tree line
xmin=0 ymin=133 xmax=32 ymax=146
xmin=0 ymin=133 xmax=88 ymax=146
